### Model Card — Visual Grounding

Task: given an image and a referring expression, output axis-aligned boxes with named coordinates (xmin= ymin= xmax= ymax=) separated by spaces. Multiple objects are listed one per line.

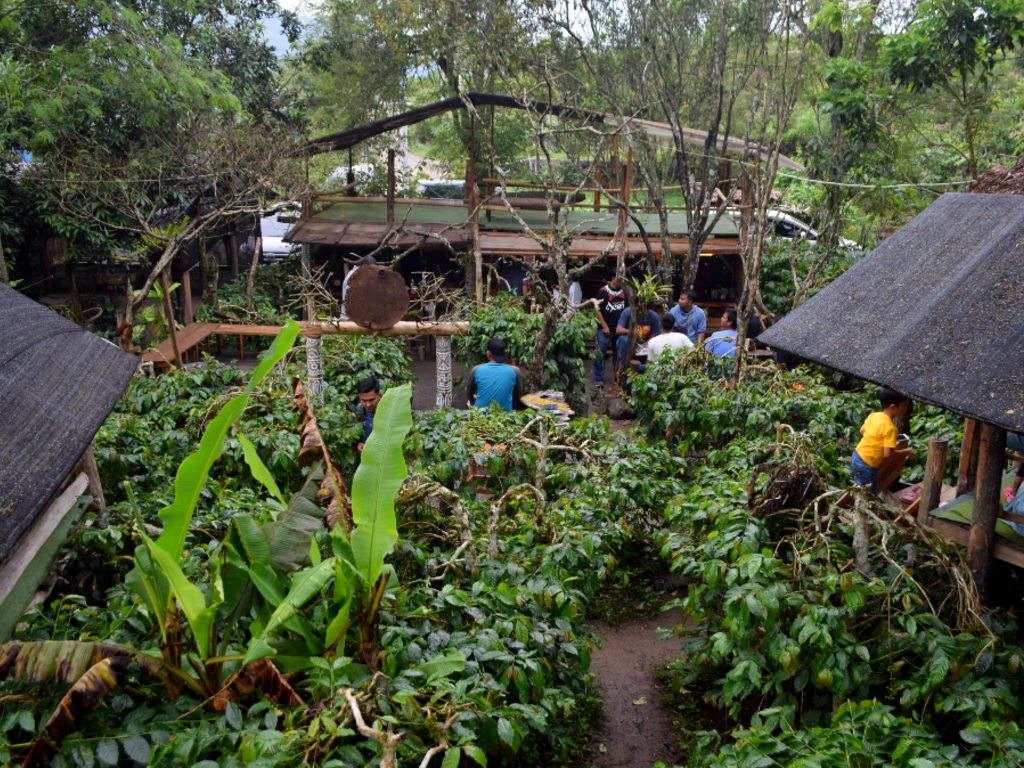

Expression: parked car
xmin=732 ymin=209 xmax=859 ymax=249
xmin=245 ymin=213 xmax=299 ymax=264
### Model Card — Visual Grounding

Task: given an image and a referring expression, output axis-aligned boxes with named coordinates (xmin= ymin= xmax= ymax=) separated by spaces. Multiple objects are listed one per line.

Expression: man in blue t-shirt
xmin=467 ymin=338 xmax=525 ymax=412
xmin=704 ymin=309 xmax=739 ymax=358
xmin=668 ymin=290 xmax=707 ymax=344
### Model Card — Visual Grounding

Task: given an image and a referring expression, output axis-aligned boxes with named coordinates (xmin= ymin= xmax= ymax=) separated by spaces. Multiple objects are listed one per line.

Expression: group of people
xmin=593 ymin=275 xmax=747 ymax=388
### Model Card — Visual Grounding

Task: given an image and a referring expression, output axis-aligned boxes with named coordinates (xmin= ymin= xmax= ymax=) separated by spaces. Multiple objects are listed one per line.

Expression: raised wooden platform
xmin=141 ymin=322 xmax=282 ymax=369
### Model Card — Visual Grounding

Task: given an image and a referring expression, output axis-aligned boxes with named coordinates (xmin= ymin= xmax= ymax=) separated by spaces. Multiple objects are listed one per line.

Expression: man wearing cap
xmin=467 ymin=337 xmax=525 ymax=412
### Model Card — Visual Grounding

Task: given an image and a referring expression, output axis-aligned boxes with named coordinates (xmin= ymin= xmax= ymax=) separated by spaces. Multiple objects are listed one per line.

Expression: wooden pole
xmin=227 ymin=232 xmax=239 ymax=280
xmin=917 ymin=438 xmax=949 ymax=526
xmin=957 ymin=418 xmax=980 ymax=495
xmin=77 ymin=446 xmax=106 ymax=513
xmin=467 ymin=122 xmax=483 ymax=306
xmin=160 ymin=269 xmax=184 ymax=369
xmin=967 ymin=422 xmax=1007 ymax=603
xmin=182 ymin=268 xmax=194 ymax=325
xmin=386 ymin=148 xmax=396 ymax=225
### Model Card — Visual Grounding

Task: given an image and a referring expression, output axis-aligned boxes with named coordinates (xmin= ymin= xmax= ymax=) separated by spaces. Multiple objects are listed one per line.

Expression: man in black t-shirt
xmin=594 ymin=275 xmax=625 ymax=388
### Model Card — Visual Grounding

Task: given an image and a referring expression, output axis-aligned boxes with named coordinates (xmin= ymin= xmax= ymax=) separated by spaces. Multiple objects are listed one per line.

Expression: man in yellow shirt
xmin=851 ymin=388 xmax=917 ymax=494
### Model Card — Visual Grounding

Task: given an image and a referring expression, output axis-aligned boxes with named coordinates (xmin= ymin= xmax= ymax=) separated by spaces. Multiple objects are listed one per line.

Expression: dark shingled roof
xmin=0 ymin=284 xmax=138 ymax=563
xmin=758 ymin=192 xmax=1024 ymax=433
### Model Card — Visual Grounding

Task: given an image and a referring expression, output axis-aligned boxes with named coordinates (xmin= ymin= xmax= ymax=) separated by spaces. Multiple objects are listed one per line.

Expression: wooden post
xmin=466 ymin=123 xmax=483 ymax=306
xmin=957 ymin=418 xmax=980 ymax=495
xmin=917 ymin=438 xmax=949 ymax=526
xmin=160 ymin=269 xmax=184 ymax=369
xmin=386 ymin=148 xmax=396 ymax=225
xmin=182 ymin=268 xmax=194 ymax=325
xmin=227 ymin=233 xmax=239 ymax=281
xmin=77 ymin=446 xmax=106 ymax=512
xmin=967 ymin=422 xmax=1007 ymax=603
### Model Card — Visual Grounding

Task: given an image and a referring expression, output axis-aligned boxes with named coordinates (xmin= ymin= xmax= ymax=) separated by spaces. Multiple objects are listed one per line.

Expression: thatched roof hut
xmin=0 ymin=284 xmax=137 ymax=637
xmin=758 ymin=192 xmax=1024 ymax=433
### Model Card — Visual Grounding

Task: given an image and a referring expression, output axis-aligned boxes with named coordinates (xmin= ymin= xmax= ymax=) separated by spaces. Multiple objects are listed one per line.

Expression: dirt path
xmin=580 ymin=609 xmax=684 ymax=768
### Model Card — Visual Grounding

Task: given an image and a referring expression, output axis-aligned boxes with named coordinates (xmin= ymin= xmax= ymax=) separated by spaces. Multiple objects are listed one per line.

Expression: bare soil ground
xmin=579 ymin=608 xmax=685 ymax=768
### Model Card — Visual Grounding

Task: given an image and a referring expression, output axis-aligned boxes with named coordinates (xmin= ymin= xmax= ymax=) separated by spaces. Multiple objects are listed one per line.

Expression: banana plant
xmin=244 ymin=383 xmax=413 ymax=669
xmin=126 ymin=320 xmax=299 ymax=692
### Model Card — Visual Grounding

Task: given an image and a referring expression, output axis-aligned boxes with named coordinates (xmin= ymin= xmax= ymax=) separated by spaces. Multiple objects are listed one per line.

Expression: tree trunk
xmin=0 ymin=234 xmax=9 ymax=285
xmin=525 ymin=302 xmax=560 ymax=391
xmin=246 ymin=236 xmax=262 ymax=313
xmin=201 ymin=238 xmax=220 ymax=310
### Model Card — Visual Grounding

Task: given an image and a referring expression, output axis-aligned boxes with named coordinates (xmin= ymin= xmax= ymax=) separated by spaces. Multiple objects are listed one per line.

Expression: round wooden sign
xmin=346 ymin=265 xmax=409 ymax=329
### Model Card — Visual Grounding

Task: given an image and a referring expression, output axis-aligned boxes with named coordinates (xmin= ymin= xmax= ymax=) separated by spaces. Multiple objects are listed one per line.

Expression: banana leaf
xmin=239 ymin=434 xmax=286 ymax=506
xmin=143 ymin=537 xmax=217 ymax=661
xmin=0 ymin=640 xmax=160 ymax=684
xmin=154 ymin=320 xmax=299 ymax=560
xmin=350 ymin=384 xmax=412 ymax=595
xmin=243 ymin=559 xmax=336 ymax=664
xmin=267 ymin=462 xmax=327 ymax=574
xmin=0 ymin=641 xmax=164 ymax=768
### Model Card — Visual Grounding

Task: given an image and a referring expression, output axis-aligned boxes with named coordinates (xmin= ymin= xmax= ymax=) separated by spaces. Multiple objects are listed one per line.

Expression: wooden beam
xmin=917 ymin=438 xmax=949 ymax=526
xmin=160 ymin=269 xmax=184 ymax=369
xmin=0 ymin=473 xmax=89 ymax=641
xmin=303 ymin=320 xmax=469 ymax=337
xmin=957 ymin=418 xmax=980 ymax=495
xmin=967 ymin=422 xmax=1007 ymax=603
xmin=227 ymin=233 xmax=239 ymax=281
xmin=930 ymin=516 xmax=1024 ymax=569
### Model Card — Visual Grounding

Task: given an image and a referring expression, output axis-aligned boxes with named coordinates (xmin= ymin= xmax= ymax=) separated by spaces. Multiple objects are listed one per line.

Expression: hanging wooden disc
xmin=346 ymin=265 xmax=409 ymax=329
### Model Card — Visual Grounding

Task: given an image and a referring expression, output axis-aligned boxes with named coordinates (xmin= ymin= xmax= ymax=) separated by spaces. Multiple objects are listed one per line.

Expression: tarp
xmin=0 ymin=285 xmax=138 ymax=563
xmin=758 ymin=192 xmax=1024 ymax=433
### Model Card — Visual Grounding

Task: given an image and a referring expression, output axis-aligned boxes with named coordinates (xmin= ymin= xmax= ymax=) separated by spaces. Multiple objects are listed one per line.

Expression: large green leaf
xmin=350 ymin=384 xmax=412 ymax=595
xmin=153 ymin=321 xmax=299 ymax=560
xmin=143 ymin=537 xmax=217 ymax=660
xmin=268 ymin=463 xmax=327 ymax=573
xmin=244 ymin=559 xmax=336 ymax=663
xmin=239 ymin=434 xmax=285 ymax=506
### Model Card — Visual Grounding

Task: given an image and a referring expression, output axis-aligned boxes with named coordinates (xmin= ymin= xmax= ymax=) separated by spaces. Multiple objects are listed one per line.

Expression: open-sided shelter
xmin=758 ymin=192 xmax=1024 ymax=599
xmin=287 ymin=93 xmax=805 ymax=308
xmin=0 ymin=283 xmax=138 ymax=639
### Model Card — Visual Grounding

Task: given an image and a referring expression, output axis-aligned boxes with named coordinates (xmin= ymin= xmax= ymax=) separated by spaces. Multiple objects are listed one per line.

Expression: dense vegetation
xmin=6 ymin=324 xmax=1024 ymax=767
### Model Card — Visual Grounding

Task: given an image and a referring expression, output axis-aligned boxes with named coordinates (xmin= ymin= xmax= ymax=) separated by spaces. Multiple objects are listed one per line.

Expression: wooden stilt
xmin=917 ymin=438 xmax=949 ymax=526
xmin=958 ymin=419 xmax=980 ymax=495
xmin=77 ymin=446 xmax=106 ymax=512
xmin=967 ymin=422 xmax=1007 ymax=603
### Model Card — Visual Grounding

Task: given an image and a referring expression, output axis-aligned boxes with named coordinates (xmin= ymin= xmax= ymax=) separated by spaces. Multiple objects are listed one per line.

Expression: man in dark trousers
xmin=594 ymin=275 xmax=626 ymax=389
xmin=355 ymin=376 xmax=382 ymax=459
xmin=467 ymin=338 xmax=525 ymax=412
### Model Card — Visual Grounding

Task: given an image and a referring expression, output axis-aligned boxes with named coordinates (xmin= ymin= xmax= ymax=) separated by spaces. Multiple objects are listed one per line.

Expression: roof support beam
xmin=967 ymin=422 xmax=1007 ymax=603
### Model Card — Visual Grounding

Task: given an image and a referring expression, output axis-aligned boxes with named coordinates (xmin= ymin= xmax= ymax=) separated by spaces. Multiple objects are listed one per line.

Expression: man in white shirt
xmin=646 ymin=314 xmax=694 ymax=361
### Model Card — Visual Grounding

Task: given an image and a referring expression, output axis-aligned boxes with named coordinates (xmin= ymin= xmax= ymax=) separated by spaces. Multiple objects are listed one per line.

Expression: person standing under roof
xmin=668 ymin=290 xmax=707 ymax=344
xmin=593 ymin=275 xmax=626 ymax=389
xmin=467 ymin=337 xmax=525 ymax=412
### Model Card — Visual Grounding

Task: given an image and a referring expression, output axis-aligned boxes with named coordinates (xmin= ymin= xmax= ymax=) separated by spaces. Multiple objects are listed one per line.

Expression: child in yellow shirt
xmin=851 ymin=388 xmax=916 ymax=494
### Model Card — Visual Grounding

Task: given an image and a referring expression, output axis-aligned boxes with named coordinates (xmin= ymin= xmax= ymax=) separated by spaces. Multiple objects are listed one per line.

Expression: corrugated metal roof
xmin=758 ymin=192 xmax=1024 ymax=432
xmin=0 ymin=285 xmax=138 ymax=563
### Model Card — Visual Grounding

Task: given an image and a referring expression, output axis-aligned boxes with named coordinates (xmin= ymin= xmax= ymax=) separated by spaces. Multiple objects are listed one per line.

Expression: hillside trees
xmin=884 ymin=0 xmax=1024 ymax=179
